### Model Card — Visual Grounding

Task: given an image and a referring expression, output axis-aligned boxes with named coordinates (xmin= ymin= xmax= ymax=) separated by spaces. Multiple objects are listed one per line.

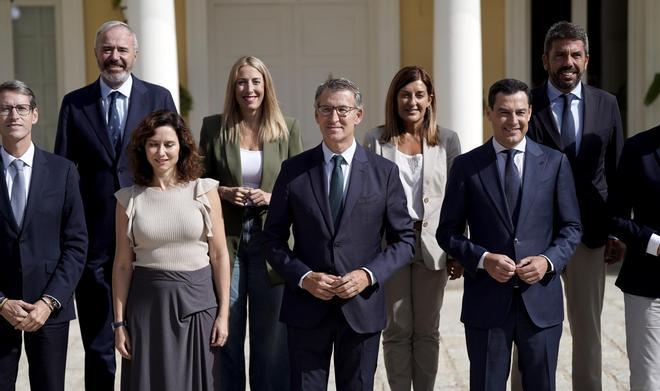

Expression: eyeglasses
xmin=316 ymin=105 xmax=359 ymax=117
xmin=0 ymin=105 xmax=33 ymax=117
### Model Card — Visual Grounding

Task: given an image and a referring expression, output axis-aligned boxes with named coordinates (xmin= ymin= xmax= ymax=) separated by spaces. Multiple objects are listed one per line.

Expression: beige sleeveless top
xmin=115 ymin=178 xmax=219 ymax=271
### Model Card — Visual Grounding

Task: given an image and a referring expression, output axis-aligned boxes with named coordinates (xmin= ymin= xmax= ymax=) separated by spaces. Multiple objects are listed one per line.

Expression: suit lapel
xmin=338 ymin=145 xmax=367 ymax=233
xmin=578 ymin=83 xmax=595 ymax=160
xmin=476 ymin=142 xmax=514 ymax=233
xmin=0 ymin=162 xmax=17 ymax=232
xmin=225 ymin=134 xmax=242 ymax=186
xmin=535 ymin=83 xmax=562 ymax=148
xmin=307 ymin=145 xmax=334 ymax=234
xmin=515 ymin=139 xmax=547 ymax=229
xmin=20 ymin=147 xmax=48 ymax=234
xmin=260 ymin=140 xmax=279 ymax=191
xmin=122 ymin=76 xmax=148 ymax=158
xmin=82 ymin=80 xmax=115 ymax=159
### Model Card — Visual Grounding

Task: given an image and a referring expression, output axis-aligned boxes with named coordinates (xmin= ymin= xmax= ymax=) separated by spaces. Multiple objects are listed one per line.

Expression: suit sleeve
xmin=54 ymin=95 xmax=73 ymax=161
xmin=163 ymin=89 xmax=178 ymax=114
xmin=445 ymin=129 xmax=462 ymax=173
xmin=542 ymin=154 xmax=582 ymax=271
xmin=43 ymin=163 xmax=88 ymax=306
xmin=605 ymin=96 xmax=624 ymax=194
xmin=436 ymin=156 xmax=488 ymax=274
xmin=287 ymin=118 xmax=304 ymax=157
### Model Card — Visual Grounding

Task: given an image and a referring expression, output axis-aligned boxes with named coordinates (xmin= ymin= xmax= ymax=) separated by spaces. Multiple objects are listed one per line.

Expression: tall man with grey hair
xmin=525 ymin=21 xmax=624 ymax=390
xmin=55 ymin=20 xmax=176 ymax=390
xmin=0 ymin=80 xmax=87 ymax=391
xmin=262 ymin=78 xmax=415 ymax=390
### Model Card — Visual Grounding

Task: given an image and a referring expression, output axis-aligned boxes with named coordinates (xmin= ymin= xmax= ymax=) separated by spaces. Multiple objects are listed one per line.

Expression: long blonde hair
xmin=222 ymin=56 xmax=288 ymax=143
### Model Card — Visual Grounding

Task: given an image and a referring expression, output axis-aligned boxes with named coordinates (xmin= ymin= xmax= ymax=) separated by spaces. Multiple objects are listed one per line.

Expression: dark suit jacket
xmin=437 ymin=138 xmax=582 ymax=329
xmin=262 ymin=143 xmax=415 ymax=334
xmin=0 ymin=147 xmax=87 ymax=329
xmin=528 ymin=82 xmax=623 ymax=248
xmin=54 ymin=76 xmax=176 ymax=267
xmin=609 ymin=126 xmax=660 ymax=298
xmin=199 ymin=114 xmax=303 ymax=265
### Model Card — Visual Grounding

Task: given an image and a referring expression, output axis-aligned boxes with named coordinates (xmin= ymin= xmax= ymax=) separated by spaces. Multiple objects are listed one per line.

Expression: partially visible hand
xmin=515 ymin=256 xmax=549 ymax=285
xmin=211 ymin=316 xmax=229 ymax=347
xmin=302 ymin=272 xmax=340 ymax=300
xmin=483 ymin=253 xmax=516 ymax=283
xmin=115 ymin=327 xmax=132 ymax=360
xmin=0 ymin=299 xmax=34 ymax=328
xmin=218 ymin=186 xmax=251 ymax=207
xmin=604 ymin=237 xmax=626 ymax=264
xmin=332 ymin=269 xmax=371 ymax=299
xmin=247 ymin=189 xmax=271 ymax=207
xmin=447 ymin=259 xmax=464 ymax=280
xmin=16 ymin=300 xmax=52 ymax=332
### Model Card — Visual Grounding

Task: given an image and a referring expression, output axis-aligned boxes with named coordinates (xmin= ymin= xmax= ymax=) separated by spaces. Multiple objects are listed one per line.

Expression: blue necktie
xmin=108 ymin=91 xmax=122 ymax=152
xmin=503 ymin=149 xmax=521 ymax=225
xmin=329 ymin=155 xmax=346 ymax=226
xmin=561 ymin=93 xmax=576 ymax=159
xmin=10 ymin=159 xmax=26 ymax=227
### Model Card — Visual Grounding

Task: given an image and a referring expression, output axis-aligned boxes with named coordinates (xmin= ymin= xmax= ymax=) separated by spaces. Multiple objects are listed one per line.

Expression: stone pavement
xmin=17 ymin=270 xmax=628 ymax=390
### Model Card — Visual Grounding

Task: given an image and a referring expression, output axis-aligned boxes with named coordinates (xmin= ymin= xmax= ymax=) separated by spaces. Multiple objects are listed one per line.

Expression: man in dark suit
xmin=607 ymin=125 xmax=660 ymax=390
xmin=262 ymin=78 xmax=415 ymax=390
xmin=54 ymin=20 xmax=176 ymax=389
xmin=524 ymin=21 xmax=623 ymax=391
xmin=437 ymin=79 xmax=582 ymax=390
xmin=0 ymin=80 xmax=87 ymax=391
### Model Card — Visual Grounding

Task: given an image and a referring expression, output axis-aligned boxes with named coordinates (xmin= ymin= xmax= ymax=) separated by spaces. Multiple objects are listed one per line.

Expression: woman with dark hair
xmin=112 ymin=110 xmax=231 ymax=390
xmin=199 ymin=56 xmax=303 ymax=390
xmin=363 ymin=66 xmax=462 ymax=391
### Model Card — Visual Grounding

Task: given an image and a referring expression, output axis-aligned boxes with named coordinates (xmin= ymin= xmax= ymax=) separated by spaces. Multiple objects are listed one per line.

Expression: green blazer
xmin=199 ymin=114 xmax=303 ymax=281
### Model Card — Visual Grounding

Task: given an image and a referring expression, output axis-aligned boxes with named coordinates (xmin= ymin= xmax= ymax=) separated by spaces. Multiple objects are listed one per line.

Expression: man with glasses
xmin=262 ymin=78 xmax=415 ymax=390
xmin=0 ymin=80 xmax=87 ymax=391
xmin=54 ymin=20 xmax=176 ymax=389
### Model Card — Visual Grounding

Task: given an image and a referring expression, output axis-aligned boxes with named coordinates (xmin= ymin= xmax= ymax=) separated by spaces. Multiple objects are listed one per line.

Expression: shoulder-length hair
xmin=381 ymin=65 xmax=439 ymax=146
xmin=129 ymin=110 xmax=203 ymax=186
xmin=221 ymin=56 xmax=289 ymax=143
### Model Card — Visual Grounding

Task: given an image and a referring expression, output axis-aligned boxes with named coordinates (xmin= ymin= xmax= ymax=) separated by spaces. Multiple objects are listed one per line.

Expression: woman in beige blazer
xmin=363 ymin=66 xmax=462 ymax=391
xmin=199 ymin=56 xmax=303 ymax=391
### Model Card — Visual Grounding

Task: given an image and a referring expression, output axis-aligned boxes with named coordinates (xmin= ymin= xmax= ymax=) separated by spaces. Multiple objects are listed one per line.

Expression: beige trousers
xmin=625 ymin=293 xmax=660 ymax=391
xmin=382 ymin=256 xmax=448 ymax=391
xmin=511 ymin=243 xmax=606 ymax=391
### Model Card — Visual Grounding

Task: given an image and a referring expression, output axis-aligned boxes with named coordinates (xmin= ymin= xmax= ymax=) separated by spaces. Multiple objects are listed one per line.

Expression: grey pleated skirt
xmin=121 ymin=265 xmax=219 ymax=391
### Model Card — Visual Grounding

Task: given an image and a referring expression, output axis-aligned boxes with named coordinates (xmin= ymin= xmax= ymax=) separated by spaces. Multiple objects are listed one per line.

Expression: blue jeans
xmin=218 ymin=208 xmax=289 ymax=391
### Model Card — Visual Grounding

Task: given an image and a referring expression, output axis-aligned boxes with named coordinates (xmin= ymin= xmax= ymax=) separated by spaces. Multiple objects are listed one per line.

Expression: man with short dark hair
xmin=262 ymin=78 xmax=415 ymax=390
xmin=437 ymin=79 xmax=581 ymax=390
xmin=55 ymin=20 xmax=177 ymax=390
xmin=526 ymin=21 xmax=624 ymax=391
xmin=0 ymin=80 xmax=87 ymax=391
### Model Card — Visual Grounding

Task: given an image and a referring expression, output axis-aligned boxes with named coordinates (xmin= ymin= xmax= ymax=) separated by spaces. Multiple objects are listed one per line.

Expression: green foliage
xmin=644 ymin=73 xmax=660 ymax=106
xmin=179 ymin=84 xmax=193 ymax=117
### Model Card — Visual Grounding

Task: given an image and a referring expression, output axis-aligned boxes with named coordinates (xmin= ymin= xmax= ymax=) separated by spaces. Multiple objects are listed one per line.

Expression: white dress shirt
xmin=2 ymin=143 xmax=34 ymax=200
xmin=547 ymin=81 xmax=583 ymax=153
xmin=99 ymin=75 xmax=132 ymax=135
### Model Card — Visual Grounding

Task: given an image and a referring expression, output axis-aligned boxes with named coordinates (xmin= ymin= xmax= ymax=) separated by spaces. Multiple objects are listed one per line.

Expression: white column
xmin=434 ymin=0 xmax=483 ymax=152
xmin=126 ymin=0 xmax=180 ymax=110
xmin=505 ymin=0 xmax=531 ymax=85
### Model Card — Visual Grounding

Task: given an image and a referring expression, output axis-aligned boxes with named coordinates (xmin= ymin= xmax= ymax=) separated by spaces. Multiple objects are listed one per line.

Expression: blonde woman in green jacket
xmin=199 ymin=56 xmax=303 ymax=391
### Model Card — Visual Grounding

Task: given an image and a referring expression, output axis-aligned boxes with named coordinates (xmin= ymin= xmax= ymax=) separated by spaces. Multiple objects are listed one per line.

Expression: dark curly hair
xmin=129 ymin=110 xmax=203 ymax=186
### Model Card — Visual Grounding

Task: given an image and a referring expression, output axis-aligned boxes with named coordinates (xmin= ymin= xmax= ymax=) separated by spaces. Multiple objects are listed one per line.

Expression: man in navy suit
xmin=437 ymin=79 xmax=582 ymax=390
xmin=54 ymin=21 xmax=176 ymax=390
xmin=524 ymin=22 xmax=624 ymax=390
xmin=0 ymin=80 xmax=87 ymax=391
xmin=262 ymin=78 xmax=415 ymax=390
xmin=607 ymin=125 xmax=660 ymax=390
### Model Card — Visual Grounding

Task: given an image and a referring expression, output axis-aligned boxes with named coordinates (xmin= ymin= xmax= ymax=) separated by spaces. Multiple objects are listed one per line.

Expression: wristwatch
xmin=111 ymin=320 xmax=128 ymax=330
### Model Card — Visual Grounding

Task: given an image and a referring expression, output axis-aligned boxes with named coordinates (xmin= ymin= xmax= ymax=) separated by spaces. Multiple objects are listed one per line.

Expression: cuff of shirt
xmin=361 ymin=267 xmax=376 ymax=286
xmin=298 ymin=271 xmax=313 ymax=288
xmin=43 ymin=294 xmax=62 ymax=309
xmin=647 ymin=233 xmax=660 ymax=257
xmin=539 ymin=254 xmax=554 ymax=272
xmin=477 ymin=252 xmax=488 ymax=269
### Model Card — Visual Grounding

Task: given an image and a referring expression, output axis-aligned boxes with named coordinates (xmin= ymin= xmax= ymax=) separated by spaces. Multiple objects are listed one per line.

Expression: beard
xmin=549 ymin=65 xmax=583 ymax=92
xmin=98 ymin=59 xmax=131 ymax=87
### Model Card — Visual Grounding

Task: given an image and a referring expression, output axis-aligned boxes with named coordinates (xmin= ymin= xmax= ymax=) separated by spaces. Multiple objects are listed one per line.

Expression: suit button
xmin=514 ymin=238 xmax=519 ymax=244
xmin=423 ymin=197 xmax=429 ymax=203
xmin=423 ymin=221 xmax=428 ymax=228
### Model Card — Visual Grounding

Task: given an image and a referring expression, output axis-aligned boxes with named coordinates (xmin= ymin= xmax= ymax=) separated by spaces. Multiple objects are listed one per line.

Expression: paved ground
xmin=17 ymin=269 xmax=628 ymax=390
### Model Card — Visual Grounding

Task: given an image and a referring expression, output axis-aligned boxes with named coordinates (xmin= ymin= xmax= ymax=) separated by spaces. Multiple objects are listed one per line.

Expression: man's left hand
xmin=332 ymin=269 xmax=371 ymax=299
xmin=515 ymin=256 xmax=548 ymax=285
xmin=15 ymin=300 xmax=52 ymax=332
xmin=604 ymin=237 xmax=626 ymax=264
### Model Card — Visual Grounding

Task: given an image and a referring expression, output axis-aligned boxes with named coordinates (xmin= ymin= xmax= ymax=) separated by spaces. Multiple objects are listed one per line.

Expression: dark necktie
xmin=10 ymin=159 xmax=26 ymax=227
xmin=329 ymin=155 xmax=346 ymax=226
xmin=108 ymin=91 xmax=122 ymax=151
xmin=503 ymin=149 xmax=521 ymax=225
xmin=561 ymin=93 xmax=576 ymax=159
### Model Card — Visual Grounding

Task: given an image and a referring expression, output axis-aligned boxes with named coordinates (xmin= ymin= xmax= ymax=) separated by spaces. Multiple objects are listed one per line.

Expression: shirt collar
xmin=322 ymin=138 xmax=357 ymax=165
xmin=547 ymin=79 xmax=582 ymax=102
xmin=2 ymin=142 xmax=35 ymax=170
xmin=99 ymin=74 xmax=133 ymax=99
xmin=492 ymin=136 xmax=526 ymax=154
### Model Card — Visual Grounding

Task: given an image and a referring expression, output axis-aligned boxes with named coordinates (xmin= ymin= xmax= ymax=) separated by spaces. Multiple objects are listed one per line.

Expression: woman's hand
xmin=247 ymin=188 xmax=271 ymax=206
xmin=115 ymin=326 xmax=132 ymax=360
xmin=218 ymin=186 xmax=251 ymax=206
xmin=211 ymin=316 xmax=229 ymax=347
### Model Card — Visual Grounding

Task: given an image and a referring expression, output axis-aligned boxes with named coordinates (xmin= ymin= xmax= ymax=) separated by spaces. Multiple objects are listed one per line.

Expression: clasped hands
xmin=483 ymin=253 xmax=548 ymax=285
xmin=302 ymin=270 xmax=371 ymax=300
xmin=219 ymin=186 xmax=270 ymax=207
xmin=0 ymin=299 xmax=52 ymax=332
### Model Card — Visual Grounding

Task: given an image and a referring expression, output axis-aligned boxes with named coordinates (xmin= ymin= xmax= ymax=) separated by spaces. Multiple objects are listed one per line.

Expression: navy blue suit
xmin=0 ymin=146 xmax=87 ymax=390
xmin=437 ymin=138 xmax=581 ymax=390
xmin=262 ymin=143 xmax=415 ymax=390
xmin=54 ymin=76 xmax=176 ymax=389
